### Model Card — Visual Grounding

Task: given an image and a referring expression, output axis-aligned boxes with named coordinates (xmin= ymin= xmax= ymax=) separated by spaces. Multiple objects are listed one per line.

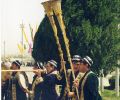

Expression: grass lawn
xmin=101 ymin=89 xmax=120 ymax=100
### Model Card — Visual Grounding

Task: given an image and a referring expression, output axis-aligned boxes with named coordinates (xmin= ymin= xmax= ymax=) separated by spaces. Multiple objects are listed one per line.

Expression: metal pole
xmin=20 ymin=23 xmax=24 ymax=64
xmin=4 ymin=41 xmax=6 ymax=61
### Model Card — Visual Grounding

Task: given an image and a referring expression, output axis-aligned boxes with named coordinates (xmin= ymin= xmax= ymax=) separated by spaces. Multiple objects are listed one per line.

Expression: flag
xmin=29 ymin=24 xmax=34 ymax=42
xmin=22 ymin=31 xmax=29 ymax=45
xmin=28 ymin=43 xmax=33 ymax=54
xmin=17 ymin=43 xmax=24 ymax=54
xmin=20 ymin=23 xmax=29 ymax=45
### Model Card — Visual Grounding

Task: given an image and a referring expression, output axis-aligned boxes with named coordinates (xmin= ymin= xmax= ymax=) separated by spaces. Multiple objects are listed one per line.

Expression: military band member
xmin=1 ymin=62 xmax=11 ymax=100
xmin=59 ymin=55 xmax=82 ymax=100
xmin=74 ymin=56 xmax=102 ymax=100
xmin=7 ymin=60 xmax=28 ymax=100
xmin=30 ymin=62 xmax=46 ymax=100
xmin=34 ymin=60 xmax=59 ymax=100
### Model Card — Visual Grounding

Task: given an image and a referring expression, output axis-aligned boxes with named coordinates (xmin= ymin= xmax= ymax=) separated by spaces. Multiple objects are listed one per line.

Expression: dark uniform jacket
xmin=2 ymin=80 xmax=10 ymax=100
xmin=38 ymin=70 xmax=59 ymax=100
xmin=32 ymin=75 xmax=42 ymax=100
xmin=79 ymin=71 xmax=102 ymax=100
xmin=6 ymin=72 xmax=27 ymax=100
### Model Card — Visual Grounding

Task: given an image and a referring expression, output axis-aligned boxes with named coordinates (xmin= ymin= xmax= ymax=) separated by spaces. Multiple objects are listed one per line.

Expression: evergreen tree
xmin=32 ymin=0 xmax=120 ymax=74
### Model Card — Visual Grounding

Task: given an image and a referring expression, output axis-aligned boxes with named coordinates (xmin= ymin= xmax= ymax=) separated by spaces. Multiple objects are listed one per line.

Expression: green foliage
xmin=101 ymin=90 xmax=120 ymax=100
xmin=32 ymin=0 xmax=120 ymax=74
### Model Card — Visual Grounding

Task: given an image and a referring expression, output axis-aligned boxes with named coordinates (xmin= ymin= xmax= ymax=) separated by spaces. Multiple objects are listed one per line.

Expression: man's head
xmin=46 ymin=60 xmax=57 ymax=74
xmin=33 ymin=62 xmax=44 ymax=74
xmin=11 ymin=60 xmax=21 ymax=70
xmin=80 ymin=56 xmax=93 ymax=73
xmin=1 ymin=63 xmax=11 ymax=81
xmin=72 ymin=55 xmax=81 ymax=73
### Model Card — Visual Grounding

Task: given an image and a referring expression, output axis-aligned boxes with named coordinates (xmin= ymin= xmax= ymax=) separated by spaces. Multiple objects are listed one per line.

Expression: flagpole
xmin=20 ymin=23 xmax=24 ymax=64
xmin=29 ymin=24 xmax=34 ymax=42
xmin=4 ymin=40 xmax=6 ymax=61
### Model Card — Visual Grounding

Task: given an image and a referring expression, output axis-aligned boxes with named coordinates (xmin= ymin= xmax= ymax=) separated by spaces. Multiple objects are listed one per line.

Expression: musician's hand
xmin=29 ymin=91 xmax=34 ymax=95
xmin=73 ymin=79 xmax=79 ymax=88
xmin=68 ymin=92 xmax=75 ymax=97
xmin=24 ymin=89 xmax=33 ymax=95
xmin=37 ymin=69 xmax=42 ymax=76
xmin=33 ymin=68 xmax=43 ymax=76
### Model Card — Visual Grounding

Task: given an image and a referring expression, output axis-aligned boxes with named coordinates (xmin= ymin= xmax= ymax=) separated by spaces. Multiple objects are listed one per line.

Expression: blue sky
xmin=1 ymin=0 xmax=45 ymax=55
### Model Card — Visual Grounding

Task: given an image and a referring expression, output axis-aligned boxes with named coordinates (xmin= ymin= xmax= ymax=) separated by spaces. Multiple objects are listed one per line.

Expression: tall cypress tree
xmin=32 ymin=0 xmax=120 ymax=74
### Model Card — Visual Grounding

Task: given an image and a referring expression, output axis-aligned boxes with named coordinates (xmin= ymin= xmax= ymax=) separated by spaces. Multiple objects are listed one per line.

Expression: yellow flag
xmin=17 ymin=43 xmax=25 ymax=54
xmin=22 ymin=30 xmax=29 ymax=45
xmin=17 ymin=44 xmax=22 ymax=54
xmin=20 ymin=23 xmax=29 ymax=45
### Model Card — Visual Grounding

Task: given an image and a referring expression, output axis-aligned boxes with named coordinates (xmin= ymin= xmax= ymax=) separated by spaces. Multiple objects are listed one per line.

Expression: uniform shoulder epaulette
xmin=56 ymin=71 xmax=62 ymax=80
xmin=35 ymin=77 xmax=43 ymax=85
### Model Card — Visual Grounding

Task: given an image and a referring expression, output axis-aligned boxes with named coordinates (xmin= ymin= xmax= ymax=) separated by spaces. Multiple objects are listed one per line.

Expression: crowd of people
xmin=1 ymin=55 xmax=102 ymax=100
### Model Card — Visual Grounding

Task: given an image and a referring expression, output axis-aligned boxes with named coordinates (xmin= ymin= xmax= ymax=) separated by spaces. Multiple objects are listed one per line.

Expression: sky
xmin=1 ymin=0 xmax=46 ymax=56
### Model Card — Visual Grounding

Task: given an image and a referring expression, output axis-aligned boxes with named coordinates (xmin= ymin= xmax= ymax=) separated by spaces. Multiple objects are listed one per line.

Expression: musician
xmin=7 ymin=60 xmax=28 ymax=100
xmin=1 ymin=62 xmax=11 ymax=100
xmin=59 ymin=55 xmax=83 ymax=100
xmin=35 ymin=60 xmax=59 ymax=100
xmin=30 ymin=62 xmax=46 ymax=100
xmin=74 ymin=56 xmax=102 ymax=100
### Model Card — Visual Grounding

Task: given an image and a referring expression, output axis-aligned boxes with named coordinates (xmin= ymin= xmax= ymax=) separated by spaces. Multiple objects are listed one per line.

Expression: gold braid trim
xmin=32 ymin=76 xmax=43 ymax=91
xmin=29 ymin=76 xmax=43 ymax=100
xmin=71 ymin=72 xmax=84 ymax=100
xmin=12 ymin=84 xmax=16 ymax=100
xmin=56 ymin=71 xmax=62 ymax=80
xmin=12 ymin=76 xmax=17 ymax=100
xmin=80 ymin=71 xmax=93 ymax=100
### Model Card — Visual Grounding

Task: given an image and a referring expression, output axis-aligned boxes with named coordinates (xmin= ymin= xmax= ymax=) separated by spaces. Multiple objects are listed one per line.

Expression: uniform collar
xmin=47 ymin=70 xmax=57 ymax=75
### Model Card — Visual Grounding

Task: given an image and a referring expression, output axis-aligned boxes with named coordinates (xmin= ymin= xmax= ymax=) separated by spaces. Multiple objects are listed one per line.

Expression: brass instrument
xmin=42 ymin=0 xmax=69 ymax=94
xmin=42 ymin=0 xmax=79 ymax=99
xmin=1 ymin=69 xmax=45 ymax=72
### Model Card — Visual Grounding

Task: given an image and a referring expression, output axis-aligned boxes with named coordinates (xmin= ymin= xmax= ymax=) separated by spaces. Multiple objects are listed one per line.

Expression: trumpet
xmin=1 ymin=69 xmax=46 ymax=74
xmin=1 ymin=69 xmax=46 ymax=82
